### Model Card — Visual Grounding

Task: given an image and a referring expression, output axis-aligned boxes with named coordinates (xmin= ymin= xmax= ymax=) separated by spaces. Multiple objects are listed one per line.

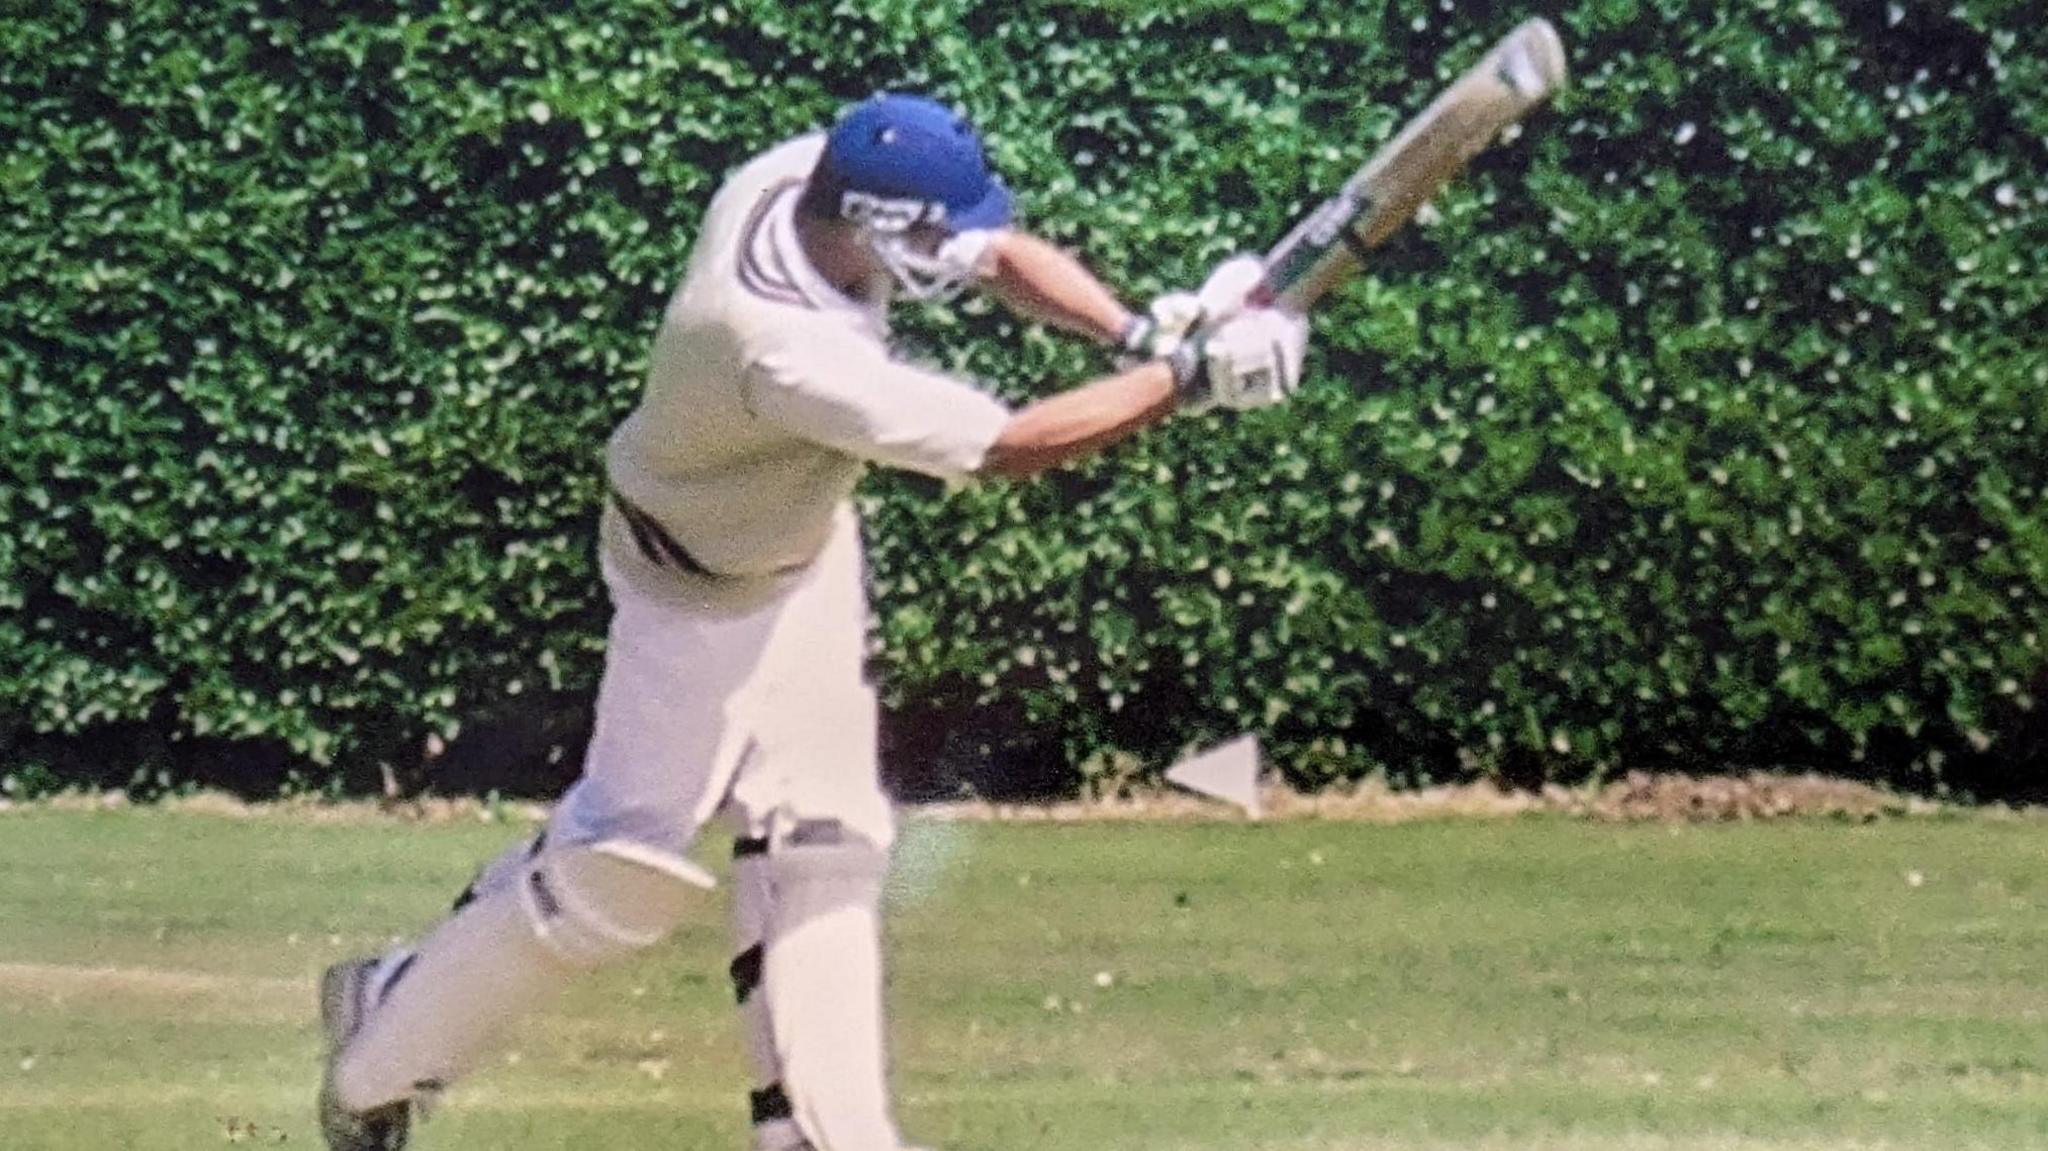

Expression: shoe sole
xmin=317 ymin=959 xmax=410 ymax=1150
xmin=320 ymin=959 xmax=371 ymax=1050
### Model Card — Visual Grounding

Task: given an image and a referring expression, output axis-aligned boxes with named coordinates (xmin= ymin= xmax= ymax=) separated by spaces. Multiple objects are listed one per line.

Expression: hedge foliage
xmin=4 ymin=0 xmax=2045 ymax=797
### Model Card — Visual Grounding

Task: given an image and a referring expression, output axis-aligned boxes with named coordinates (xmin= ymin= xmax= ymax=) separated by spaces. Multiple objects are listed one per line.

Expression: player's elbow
xmin=974 ymin=441 xmax=1057 ymax=481
xmin=977 ymin=414 xmax=1082 ymax=479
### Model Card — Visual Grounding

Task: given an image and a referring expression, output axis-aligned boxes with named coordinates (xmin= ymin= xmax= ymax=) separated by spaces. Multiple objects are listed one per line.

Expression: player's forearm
xmin=981 ymin=232 xmax=1134 ymax=345
xmin=978 ymin=361 xmax=1178 ymax=480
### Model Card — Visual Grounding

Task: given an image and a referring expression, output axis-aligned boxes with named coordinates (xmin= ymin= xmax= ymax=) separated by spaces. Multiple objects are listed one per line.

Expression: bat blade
xmin=1254 ymin=17 xmax=1568 ymax=311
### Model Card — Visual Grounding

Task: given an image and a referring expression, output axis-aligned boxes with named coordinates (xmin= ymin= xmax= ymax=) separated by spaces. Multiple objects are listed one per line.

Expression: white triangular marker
xmin=1165 ymin=735 xmax=1263 ymax=818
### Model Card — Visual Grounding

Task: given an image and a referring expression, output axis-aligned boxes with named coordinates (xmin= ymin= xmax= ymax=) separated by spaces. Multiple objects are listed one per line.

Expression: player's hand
xmin=1120 ymin=255 xmax=1267 ymax=361
xmin=1171 ymin=307 xmax=1308 ymax=415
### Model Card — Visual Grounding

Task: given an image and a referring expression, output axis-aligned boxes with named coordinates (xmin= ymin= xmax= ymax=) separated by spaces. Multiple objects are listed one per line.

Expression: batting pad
xmin=761 ymin=828 xmax=904 ymax=1151
xmin=333 ymin=840 xmax=713 ymax=1111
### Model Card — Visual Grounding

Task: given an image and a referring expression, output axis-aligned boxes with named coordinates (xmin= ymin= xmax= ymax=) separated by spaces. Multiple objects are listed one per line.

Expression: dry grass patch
xmin=3 ymin=771 xmax=2032 ymax=826
xmin=925 ymin=771 xmax=1962 ymax=824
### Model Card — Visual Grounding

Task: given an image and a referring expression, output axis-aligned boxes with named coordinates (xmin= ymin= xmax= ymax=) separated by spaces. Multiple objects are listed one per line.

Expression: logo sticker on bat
xmin=1252 ymin=18 xmax=1569 ymax=313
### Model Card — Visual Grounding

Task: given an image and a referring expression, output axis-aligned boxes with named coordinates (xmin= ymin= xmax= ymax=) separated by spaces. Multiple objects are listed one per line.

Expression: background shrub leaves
xmin=3 ymin=0 xmax=2043 ymax=798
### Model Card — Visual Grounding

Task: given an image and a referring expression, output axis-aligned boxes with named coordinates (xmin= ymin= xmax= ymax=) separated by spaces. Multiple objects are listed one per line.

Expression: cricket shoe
xmin=317 ymin=957 xmax=414 ymax=1151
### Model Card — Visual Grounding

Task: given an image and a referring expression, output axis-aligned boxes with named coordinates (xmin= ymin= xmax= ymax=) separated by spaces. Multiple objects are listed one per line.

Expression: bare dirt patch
xmin=920 ymin=771 xmax=1962 ymax=824
xmin=1 ymin=772 xmax=2024 ymax=825
xmin=0 ymin=961 xmax=307 ymax=1015
xmin=0 ymin=789 xmax=550 ymax=826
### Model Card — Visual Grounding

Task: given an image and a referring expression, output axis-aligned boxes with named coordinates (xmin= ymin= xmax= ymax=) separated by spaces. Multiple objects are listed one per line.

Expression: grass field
xmin=3 ymin=804 xmax=2047 ymax=1150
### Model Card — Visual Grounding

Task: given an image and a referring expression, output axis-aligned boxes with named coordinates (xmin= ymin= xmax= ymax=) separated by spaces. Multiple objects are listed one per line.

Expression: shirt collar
xmin=762 ymin=183 xmax=890 ymax=335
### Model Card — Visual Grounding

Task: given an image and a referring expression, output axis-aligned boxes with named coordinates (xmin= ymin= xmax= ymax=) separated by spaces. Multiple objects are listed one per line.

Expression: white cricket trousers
xmin=556 ymin=505 xmax=893 ymax=853
xmin=335 ymin=507 xmax=902 ymax=1119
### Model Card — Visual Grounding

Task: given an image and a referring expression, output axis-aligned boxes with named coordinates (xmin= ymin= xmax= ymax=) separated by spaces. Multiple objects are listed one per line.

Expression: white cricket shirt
xmin=602 ymin=134 xmax=1013 ymax=609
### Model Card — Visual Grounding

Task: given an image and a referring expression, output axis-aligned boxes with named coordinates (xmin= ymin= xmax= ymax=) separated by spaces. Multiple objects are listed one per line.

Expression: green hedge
xmin=4 ymin=0 xmax=2044 ymax=798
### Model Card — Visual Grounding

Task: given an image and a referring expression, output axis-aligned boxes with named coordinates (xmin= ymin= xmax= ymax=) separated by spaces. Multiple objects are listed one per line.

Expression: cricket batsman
xmin=317 ymin=92 xmax=1309 ymax=1151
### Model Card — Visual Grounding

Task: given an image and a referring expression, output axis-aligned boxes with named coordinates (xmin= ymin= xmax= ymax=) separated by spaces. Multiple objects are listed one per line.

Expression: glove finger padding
xmin=1124 ymin=254 xmax=1268 ymax=364
xmin=1194 ymin=254 xmax=1267 ymax=325
xmin=1121 ymin=290 xmax=1204 ymax=362
xmin=1172 ymin=308 xmax=1308 ymax=415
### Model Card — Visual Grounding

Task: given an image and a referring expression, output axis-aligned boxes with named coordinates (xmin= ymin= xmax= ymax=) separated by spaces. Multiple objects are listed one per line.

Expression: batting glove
xmin=1119 ymin=254 xmax=1268 ymax=361
xmin=1169 ymin=307 xmax=1308 ymax=415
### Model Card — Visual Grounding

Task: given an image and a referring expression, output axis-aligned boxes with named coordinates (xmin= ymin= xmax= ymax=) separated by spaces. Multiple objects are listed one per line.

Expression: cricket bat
xmin=1250 ymin=17 xmax=1569 ymax=312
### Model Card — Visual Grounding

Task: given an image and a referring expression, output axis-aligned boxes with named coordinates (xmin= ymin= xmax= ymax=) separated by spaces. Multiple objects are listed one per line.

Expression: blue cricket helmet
xmin=814 ymin=93 xmax=1013 ymax=233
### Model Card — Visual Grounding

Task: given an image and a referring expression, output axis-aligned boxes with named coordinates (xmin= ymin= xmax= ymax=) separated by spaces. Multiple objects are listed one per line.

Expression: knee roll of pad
xmin=519 ymin=840 xmax=716 ymax=965
xmin=762 ymin=819 xmax=889 ymax=893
